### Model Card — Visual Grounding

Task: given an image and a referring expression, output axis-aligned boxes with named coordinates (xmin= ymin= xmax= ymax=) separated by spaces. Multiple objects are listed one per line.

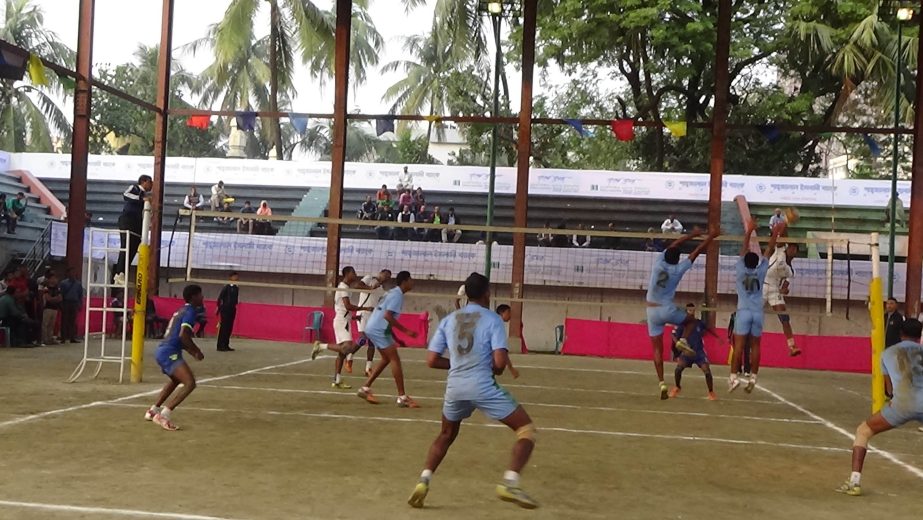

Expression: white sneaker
xmin=113 ymin=272 xmax=127 ymax=286
xmin=728 ymin=376 xmax=741 ymax=393
xmin=745 ymin=374 xmax=758 ymax=393
xmin=144 ymin=407 xmax=159 ymax=421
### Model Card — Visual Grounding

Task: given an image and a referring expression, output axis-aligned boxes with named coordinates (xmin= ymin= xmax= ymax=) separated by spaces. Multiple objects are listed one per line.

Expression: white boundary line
xmin=0 ymin=357 xmax=330 ymax=430
xmin=758 ymin=385 xmax=923 ymax=481
xmin=103 ymin=402 xmax=847 ymax=454
xmin=0 ymin=499 xmax=249 ymax=520
xmin=401 ymin=358 xmax=649 ymax=376
xmin=204 ymin=383 xmax=817 ymax=425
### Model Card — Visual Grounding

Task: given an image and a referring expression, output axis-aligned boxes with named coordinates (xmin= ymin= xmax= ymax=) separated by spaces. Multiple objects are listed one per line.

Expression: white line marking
xmin=758 ymin=385 xmax=923 ymax=481
xmin=0 ymin=499 xmax=249 ymax=520
xmin=837 ymin=386 xmax=871 ymax=401
xmin=401 ymin=358 xmax=649 ymax=375
xmin=102 ymin=402 xmax=847 ymax=454
xmin=257 ymin=371 xmax=785 ymax=405
xmin=0 ymin=357 xmax=329 ymax=430
xmin=202 ymin=383 xmax=819 ymax=425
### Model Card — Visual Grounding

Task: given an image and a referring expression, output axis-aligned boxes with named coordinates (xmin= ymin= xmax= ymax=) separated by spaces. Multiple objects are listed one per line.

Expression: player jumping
xmin=408 ymin=273 xmax=538 ymax=509
xmin=144 ymin=285 xmax=206 ymax=431
xmin=729 ymin=220 xmax=782 ymax=393
xmin=763 ymin=238 xmax=802 ymax=356
xmin=312 ymin=266 xmax=372 ymax=389
xmin=669 ymin=303 xmax=717 ymax=400
xmin=357 ymin=270 xmax=420 ymax=408
xmin=646 ymin=228 xmax=717 ymax=399
xmin=836 ymin=318 xmax=923 ymax=496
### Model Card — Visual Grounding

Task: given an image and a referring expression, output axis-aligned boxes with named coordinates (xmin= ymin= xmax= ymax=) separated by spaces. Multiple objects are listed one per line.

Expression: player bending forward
xmin=729 ymin=220 xmax=782 ymax=393
xmin=312 ymin=266 xmax=372 ymax=389
xmin=408 ymin=273 xmax=538 ymax=509
xmin=646 ymin=228 xmax=717 ymax=399
xmin=837 ymin=318 xmax=923 ymax=496
xmin=763 ymin=237 xmax=802 ymax=357
xmin=357 ymin=271 xmax=419 ymax=407
xmin=145 ymin=285 xmax=206 ymax=431
xmin=669 ymin=303 xmax=717 ymax=400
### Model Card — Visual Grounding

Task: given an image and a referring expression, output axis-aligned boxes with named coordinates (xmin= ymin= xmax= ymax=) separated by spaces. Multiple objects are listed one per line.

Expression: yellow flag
xmin=28 ymin=54 xmax=48 ymax=86
xmin=423 ymin=115 xmax=442 ymax=123
xmin=665 ymin=121 xmax=687 ymax=138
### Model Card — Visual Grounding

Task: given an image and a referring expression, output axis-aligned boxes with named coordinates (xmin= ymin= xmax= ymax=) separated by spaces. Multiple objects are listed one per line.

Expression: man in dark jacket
xmin=114 ymin=175 xmax=153 ymax=283
xmin=216 ymin=272 xmax=240 ymax=352
xmin=884 ymin=298 xmax=904 ymax=348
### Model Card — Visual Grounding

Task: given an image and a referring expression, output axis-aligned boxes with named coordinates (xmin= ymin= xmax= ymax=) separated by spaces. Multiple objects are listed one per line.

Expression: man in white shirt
xmin=210 ymin=181 xmax=229 ymax=211
xmin=768 ymin=208 xmax=787 ymax=229
xmin=572 ymin=223 xmax=591 ymax=248
xmin=311 ymin=266 xmax=373 ymax=389
xmin=661 ymin=215 xmax=684 ymax=234
xmin=350 ymin=269 xmax=392 ymax=376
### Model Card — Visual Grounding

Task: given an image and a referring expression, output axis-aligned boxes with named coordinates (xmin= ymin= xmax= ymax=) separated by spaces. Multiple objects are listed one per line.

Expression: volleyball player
xmin=350 ymin=269 xmax=391 ymax=376
xmin=669 ymin=303 xmax=717 ymax=400
xmin=312 ymin=266 xmax=372 ymax=389
xmin=763 ymin=238 xmax=802 ymax=356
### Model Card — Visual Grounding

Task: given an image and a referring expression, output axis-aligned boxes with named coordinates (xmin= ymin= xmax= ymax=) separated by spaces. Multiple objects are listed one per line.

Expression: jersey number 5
xmin=454 ymin=313 xmax=479 ymax=355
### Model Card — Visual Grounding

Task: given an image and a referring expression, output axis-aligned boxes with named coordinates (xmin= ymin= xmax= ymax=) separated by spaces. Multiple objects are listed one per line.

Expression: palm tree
xmin=293 ymin=120 xmax=380 ymax=162
xmin=0 ymin=0 xmax=74 ymax=152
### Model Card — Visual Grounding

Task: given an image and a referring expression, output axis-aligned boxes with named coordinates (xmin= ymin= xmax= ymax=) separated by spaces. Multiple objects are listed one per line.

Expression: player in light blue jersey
xmin=408 ymin=273 xmax=538 ymax=510
xmin=837 ymin=319 xmax=923 ymax=496
xmin=729 ymin=219 xmax=782 ymax=394
xmin=356 ymin=271 xmax=420 ymax=408
xmin=646 ymin=227 xmax=717 ymax=400
xmin=144 ymin=285 xmax=206 ymax=431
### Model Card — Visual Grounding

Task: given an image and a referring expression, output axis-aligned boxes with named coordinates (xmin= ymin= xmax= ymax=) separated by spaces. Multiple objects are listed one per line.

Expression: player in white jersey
xmin=349 ymin=269 xmax=392 ymax=376
xmin=311 ymin=266 xmax=372 ymax=389
xmin=408 ymin=273 xmax=537 ymax=510
xmin=763 ymin=240 xmax=802 ymax=357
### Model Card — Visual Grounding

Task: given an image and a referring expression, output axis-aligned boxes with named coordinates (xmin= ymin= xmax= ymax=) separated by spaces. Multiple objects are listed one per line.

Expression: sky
xmin=27 ymin=0 xmax=530 ymax=117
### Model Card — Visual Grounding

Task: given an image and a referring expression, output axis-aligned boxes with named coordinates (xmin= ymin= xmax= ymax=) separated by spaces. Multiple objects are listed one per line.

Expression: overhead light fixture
xmin=897 ymin=7 xmax=913 ymax=21
xmin=488 ymin=1 xmax=502 ymax=14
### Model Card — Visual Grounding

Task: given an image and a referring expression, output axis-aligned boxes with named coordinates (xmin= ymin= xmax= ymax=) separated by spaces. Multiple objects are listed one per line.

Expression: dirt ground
xmin=1 ymin=339 xmax=922 ymax=520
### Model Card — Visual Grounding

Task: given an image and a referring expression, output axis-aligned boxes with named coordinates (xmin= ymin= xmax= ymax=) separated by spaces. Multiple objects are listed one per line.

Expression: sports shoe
xmin=668 ymin=386 xmax=681 ymax=398
xmin=675 ymin=338 xmax=695 ymax=357
xmin=397 ymin=395 xmax=420 ymax=408
xmin=345 ymin=359 xmax=353 ymax=373
xmin=745 ymin=375 xmax=758 ymax=393
xmin=789 ymin=346 xmax=802 ymax=357
xmin=113 ymin=272 xmax=127 ymax=286
xmin=357 ymin=387 xmax=379 ymax=404
xmin=707 ymin=391 xmax=718 ymax=401
xmin=331 ymin=381 xmax=352 ymax=390
xmin=144 ymin=407 xmax=159 ymax=421
xmin=728 ymin=376 xmax=741 ymax=393
xmin=835 ymin=481 xmax=861 ymax=496
xmin=152 ymin=413 xmax=179 ymax=431
xmin=365 ymin=367 xmax=372 ymax=377
xmin=496 ymin=484 xmax=539 ymax=509
xmin=918 ymin=426 xmax=923 ymax=433
xmin=659 ymin=382 xmax=668 ymax=400
xmin=408 ymin=481 xmax=429 ymax=508
xmin=311 ymin=341 xmax=322 ymax=360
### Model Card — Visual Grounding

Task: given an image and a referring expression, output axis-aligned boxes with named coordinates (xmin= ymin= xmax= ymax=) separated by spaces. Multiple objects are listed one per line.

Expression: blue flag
xmin=862 ymin=134 xmax=881 ymax=157
xmin=757 ymin=124 xmax=781 ymax=143
xmin=563 ymin=119 xmax=586 ymax=137
xmin=289 ymin=113 xmax=308 ymax=135
xmin=376 ymin=118 xmax=395 ymax=136
xmin=236 ymin=111 xmax=257 ymax=132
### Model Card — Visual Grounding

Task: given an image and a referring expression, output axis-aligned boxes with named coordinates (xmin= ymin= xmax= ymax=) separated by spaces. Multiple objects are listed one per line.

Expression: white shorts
xmin=763 ymin=283 xmax=785 ymax=307
xmin=333 ymin=317 xmax=353 ymax=344
xmin=357 ymin=311 xmax=371 ymax=333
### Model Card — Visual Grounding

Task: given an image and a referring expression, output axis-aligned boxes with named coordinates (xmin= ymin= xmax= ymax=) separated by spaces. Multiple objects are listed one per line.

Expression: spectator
xmin=216 ymin=201 xmax=234 ymax=225
xmin=645 ymin=227 xmax=665 ymax=252
xmin=398 ymin=189 xmax=413 ymax=211
xmin=399 ymin=165 xmax=413 ymax=191
xmin=255 ymin=200 xmax=273 ymax=235
xmin=414 ymin=187 xmax=425 ymax=209
xmin=442 ymin=207 xmax=461 ymax=243
xmin=572 ymin=223 xmax=592 ymax=248
xmin=769 ymin=208 xmax=786 ymax=229
xmin=59 ymin=266 xmax=84 ymax=343
xmin=552 ymin=222 xmax=569 ymax=247
xmin=415 ymin=203 xmax=432 ymax=239
xmin=210 ymin=180 xmax=230 ymax=211
xmin=426 ymin=205 xmax=444 ymax=242
xmin=183 ymin=186 xmax=205 ymax=211
xmin=376 ymin=184 xmax=391 ymax=209
xmin=216 ymin=271 xmax=240 ymax=352
xmin=603 ymin=222 xmax=622 ymax=249
xmin=885 ymin=298 xmax=905 ymax=348
xmin=146 ymin=297 xmax=169 ymax=339
xmin=537 ymin=221 xmax=553 ymax=247
xmin=375 ymin=205 xmax=393 ymax=239
xmin=41 ymin=272 xmax=62 ymax=345
xmin=358 ymin=195 xmax=377 ymax=220
xmin=884 ymin=194 xmax=906 ymax=228
xmin=237 ymin=200 xmax=256 ymax=234
xmin=0 ymin=285 xmax=38 ymax=347
xmin=0 ymin=194 xmax=11 ymax=233
xmin=9 ymin=191 xmax=27 ymax=221
xmin=661 ymin=214 xmax=684 ymax=234
xmin=114 ymin=175 xmax=153 ymax=284
xmin=394 ymin=205 xmax=416 ymax=240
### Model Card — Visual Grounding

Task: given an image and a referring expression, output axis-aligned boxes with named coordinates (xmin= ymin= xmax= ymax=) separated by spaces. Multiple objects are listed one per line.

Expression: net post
xmin=868 ymin=232 xmax=885 ymax=413
xmin=130 ymin=201 xmax=152 ymax=383
xmin=825 ymin=241 xmax=834 ymax=315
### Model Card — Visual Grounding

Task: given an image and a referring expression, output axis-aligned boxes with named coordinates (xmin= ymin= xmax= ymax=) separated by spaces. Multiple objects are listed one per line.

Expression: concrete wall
xmin=160 ymin=269 xmax=872 ymax=352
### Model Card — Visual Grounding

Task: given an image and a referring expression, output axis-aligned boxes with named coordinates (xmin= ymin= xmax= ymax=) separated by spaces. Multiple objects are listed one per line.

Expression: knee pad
xmin=777 ymin=314 xmax=791 ymax=324
xmin=854 ymin=422 xmax=873 ymax=449
xmin=515 ymin=423 xmax=536 ymax=443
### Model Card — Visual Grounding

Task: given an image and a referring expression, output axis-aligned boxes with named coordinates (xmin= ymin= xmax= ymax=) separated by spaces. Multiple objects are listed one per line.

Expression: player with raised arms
xmin=408 ymin=272 xmax=537 ymax=509
xmin=763 ymin=237 xmax=802 ymax=357
xmin=646 ymin=227 xmax=717 ymax=399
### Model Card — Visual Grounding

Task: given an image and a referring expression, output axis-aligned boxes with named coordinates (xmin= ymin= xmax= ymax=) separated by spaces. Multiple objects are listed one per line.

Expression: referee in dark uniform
xmin=216 ymin=272 xmax=240 ymax=352
xmin=115 ymin=175 xmax=153 ymax=282
xmin=884 ymin=298 xmax=904 ymax=348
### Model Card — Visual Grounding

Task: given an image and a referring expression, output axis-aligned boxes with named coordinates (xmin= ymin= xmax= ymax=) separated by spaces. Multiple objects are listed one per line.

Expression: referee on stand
xmin=114 ymin=175 xmax=153 ymax=284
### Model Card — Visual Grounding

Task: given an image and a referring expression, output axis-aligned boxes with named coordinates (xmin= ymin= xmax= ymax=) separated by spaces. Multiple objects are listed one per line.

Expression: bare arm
xmin=884 ymin=375 xmax=893 ymax=399
xmin=688 ymin=231 xmax=718 ymax=263
xmin=426 ymin=350 xmax=450 ymax=370
xmin=666 ymin=227 xmax=703 ymax=250
xmin=492 ymin=349 xmax=510 ymax=376
xmin=763 ymin=222 xmax=785 ymax=258
xmin=384 ymin=310 xmax=417 ymax=337
xmin=342 ymin=296 xmax=371 ymax=313
xmin=740 ymin=223 xmax=755 ymax=257
xmin=180 ymin=327 xmax=204 ymax=360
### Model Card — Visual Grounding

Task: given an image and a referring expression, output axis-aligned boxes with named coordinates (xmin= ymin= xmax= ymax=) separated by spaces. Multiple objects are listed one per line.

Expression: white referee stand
xmin=66 ymin=228 xmax=132 ymax=383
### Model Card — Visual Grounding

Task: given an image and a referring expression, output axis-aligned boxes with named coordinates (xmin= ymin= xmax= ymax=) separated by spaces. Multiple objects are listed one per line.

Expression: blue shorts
xmin=881 ymin=402 xmax=923 ymax=427
xmin=443 ymin=384 xmax=519 ymax=422
xmin=733 ymin=309 xmax=764 ymax=337
xmin=646 ymin=304 xmax=687 ymax=336
xmin=679 ymin=349 xmax=710 ymax=367
xmin=155 ymin=348 xmax=185 ymax=376
xmin=365 ymin=326 xmax=396 ymax=350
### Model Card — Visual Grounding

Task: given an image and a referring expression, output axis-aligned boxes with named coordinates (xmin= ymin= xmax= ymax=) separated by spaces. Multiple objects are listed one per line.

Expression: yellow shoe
xmin=835 ymin=481 xmax=861 ymax=496
xmin=408 ymin=482 xmax=429 ymax=508
xmin=496 ymin=484 xmax=539 ymax=509
xmin=331 ymin=381 xmax=352 ymax=390
xmin=675 ymin=338 xmax=695 ymax=356
xmin=659 ymin=382 xmax=668 ymax=400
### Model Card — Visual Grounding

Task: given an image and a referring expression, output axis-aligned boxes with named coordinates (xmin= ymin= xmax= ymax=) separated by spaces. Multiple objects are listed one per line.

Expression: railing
xmin=19 ymin=217 xmax=55 ymax=276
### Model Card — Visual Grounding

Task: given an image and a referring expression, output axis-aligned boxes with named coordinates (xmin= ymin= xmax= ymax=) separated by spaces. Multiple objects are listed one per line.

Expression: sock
xmin=420 ymin=469 xmax=433 ymax=483
xmin=149 ymin=405 xmax=161 ymax=414
xmin=787 ymin=338 xmax=796 ymax=348
xmin=346 ymin=353 xmax=353 ymax=361
xmin=319 ymin=343 xmax=329 ymax=350
xmin=366 ymin=361 xmax=372 ymax=371
xmin=503 ymin=470 xmax=520 ymax=486
xmin=334 ymin=373 xmax=342 ymax=384
xmin=161 ymin=407 xmax=172 ymax=419
xmin=850 ymin=471 xmax=861 ymax=485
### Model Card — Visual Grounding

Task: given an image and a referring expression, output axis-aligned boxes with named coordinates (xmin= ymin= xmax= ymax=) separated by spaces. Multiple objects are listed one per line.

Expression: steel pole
xmin=888 ymin=20 xmax=903 ymax=299
xmin=484 ymin=13 xmax=502 ymax=280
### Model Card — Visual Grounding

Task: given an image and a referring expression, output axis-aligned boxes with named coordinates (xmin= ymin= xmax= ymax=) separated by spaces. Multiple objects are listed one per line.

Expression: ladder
xmin=67 ymin=228 xmax=131 ymax=383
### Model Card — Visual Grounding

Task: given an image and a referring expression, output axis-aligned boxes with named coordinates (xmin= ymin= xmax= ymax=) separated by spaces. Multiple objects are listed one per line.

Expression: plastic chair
xmin=553 ymin=325 xmax=565 ymax=354
xmin=304 ymin=311 xmax=324 ymax=343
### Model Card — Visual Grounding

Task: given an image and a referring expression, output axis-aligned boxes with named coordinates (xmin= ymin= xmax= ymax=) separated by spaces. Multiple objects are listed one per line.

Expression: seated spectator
xmin=254 ymin=200 xmax=273 ymax=235
xmin=414 ymin=204 xmax=432 ymax=239
xmin=358 ymin=195 xmax=377 ymax=220
xmin=210 ymin=180 xmax=230 ymax=211
xmin=426 ymin=205 xmax=444 ymax=242
xmin=442 ymin=207 xmax=461 ymax=243
xmin=375 ymin=206 xmax=393 ymax=239
xmin=398 ymin=189 xmax=413 ymax=211
xmin=146 ymin=297 xmax=169 ymax=338
xmin=183 ymin=186 xmax=205 ymax=211
xmin=4 ymin=192 xmax=27 ymax=233
xmin=393 ymin=205 xmax=416 ymax=240
xmin=238 ymin=200 xmax=256 ymax=234
xmin=572 ymin=223 xmax=592 ymax=248
xmin=537 ymin=221 xmax=553 ymax=247
xmin=216 ymin=201 xmax=234 ymax=225
xmin=603 ymin=222 xmax=622 ymax=249
xmin=0 ymin=286 xmax=39 ymax=347
xmin=0 ymin=194 xmax=10 ymax=233
xmin=414 ymin=187 xmax=425 ymax=209
xmin=376 ymin=184 xmax=392 ymax=209
xmin=552 ymin=222 xmax=569 ymax=248
xmin=661 ymin=214 xmax=684 ymax=234
xmin=645 ymin=227 xmax=665 ymax=252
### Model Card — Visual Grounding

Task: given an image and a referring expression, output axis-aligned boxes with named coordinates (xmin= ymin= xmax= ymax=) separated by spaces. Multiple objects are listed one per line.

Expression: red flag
xmin=186 ymin=115 xmax=210 ymax=130
xmin=610 ymin=119 xmax=635 ymax=141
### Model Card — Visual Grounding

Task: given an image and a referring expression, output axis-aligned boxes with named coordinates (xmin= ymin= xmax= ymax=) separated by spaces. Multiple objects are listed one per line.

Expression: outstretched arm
xmin=688 ymin=231 xmax=718 ymax=263
xmin=666 ymin=226 xmax=704 ymax=250
xmin=763 ymin=222 xmax=786 ymax=258
xmin=740 ymin=220 xmax=756 ymax=257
